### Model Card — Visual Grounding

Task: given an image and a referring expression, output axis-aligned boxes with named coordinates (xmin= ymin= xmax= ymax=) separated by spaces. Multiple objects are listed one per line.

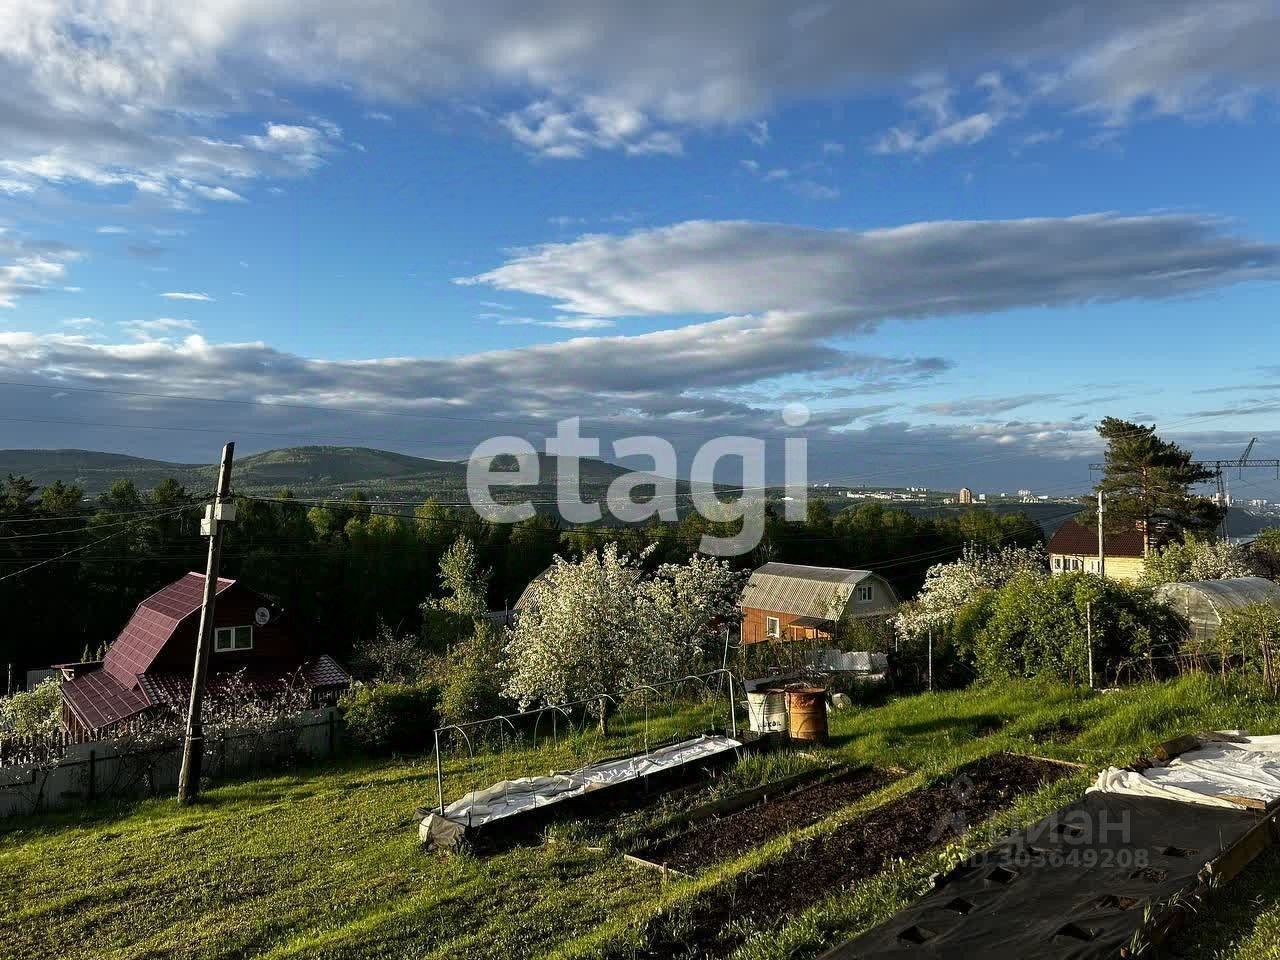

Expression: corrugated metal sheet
xmin=514 ymin=566 xmax=554 ymax=611
xmin=740 ymin=563 xmax=883 ymax=620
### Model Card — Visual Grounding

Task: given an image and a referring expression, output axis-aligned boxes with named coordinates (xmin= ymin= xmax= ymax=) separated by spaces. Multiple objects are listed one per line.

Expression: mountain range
xmin=0 ymin=446 xmax=648 ymax=504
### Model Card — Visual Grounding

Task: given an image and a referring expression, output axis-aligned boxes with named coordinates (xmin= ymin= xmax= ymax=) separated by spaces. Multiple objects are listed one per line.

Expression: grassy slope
xmin=3 ymin=676 xmax=1280 ymax=960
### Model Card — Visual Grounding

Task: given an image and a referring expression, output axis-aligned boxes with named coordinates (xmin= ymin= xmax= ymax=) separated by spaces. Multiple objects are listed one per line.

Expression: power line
xmin=0 ymin=505 xmax=193 ymax=583
xmin=0 ymin=502 xmax=205 ymax=541
xmin=0 ymin=500 xmax=206 ymax=524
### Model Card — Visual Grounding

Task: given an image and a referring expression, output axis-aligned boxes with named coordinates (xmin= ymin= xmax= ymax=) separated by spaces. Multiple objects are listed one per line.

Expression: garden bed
xmin=629 ymin=765 xmax=897 ymax=875
xmin=419 ymin=733 xmax=751 ymax=853
xmin=626 ymin=753 xmax=1075 ymax=959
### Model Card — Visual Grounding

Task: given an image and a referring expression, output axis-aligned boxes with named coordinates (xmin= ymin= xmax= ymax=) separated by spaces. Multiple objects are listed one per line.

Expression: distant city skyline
xmin=1 ymin=3 xmax=1278 ymax=496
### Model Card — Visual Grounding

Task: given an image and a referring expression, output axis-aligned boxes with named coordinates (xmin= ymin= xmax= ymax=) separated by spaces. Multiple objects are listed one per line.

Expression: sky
xmin=2 ymin=2 xmax=1280 ymax=497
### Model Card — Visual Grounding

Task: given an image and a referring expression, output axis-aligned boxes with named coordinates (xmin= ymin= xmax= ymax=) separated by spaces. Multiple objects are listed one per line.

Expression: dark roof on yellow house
xmin=1047 ymin=520 xmax=1146 ymax=558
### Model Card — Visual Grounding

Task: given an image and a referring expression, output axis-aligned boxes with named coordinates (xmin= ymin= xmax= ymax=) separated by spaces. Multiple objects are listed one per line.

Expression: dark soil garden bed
xmin=638 ymin=766 xmax=897 ymax=874
xmin=1030 ymin=717 xmax=1085 ymax=744
xmin=629 ymin=753 xmax=1075 ymax=959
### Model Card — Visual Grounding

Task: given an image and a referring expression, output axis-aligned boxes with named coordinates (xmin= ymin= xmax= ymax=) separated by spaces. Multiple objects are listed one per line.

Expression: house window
xmin=1053 ymin=556 xmax=1062 ymax=571
xmin=214 ymin=625 xmax=253 ymax=652
xmin=765 ymin=616 xmax=780 ymax=638
xmin=857 ymin=584 xmax=874 ymax=602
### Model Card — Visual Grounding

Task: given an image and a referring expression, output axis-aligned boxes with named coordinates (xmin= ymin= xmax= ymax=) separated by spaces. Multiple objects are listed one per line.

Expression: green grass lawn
xmin=5 ymin=674 xmax=1280 ymax=960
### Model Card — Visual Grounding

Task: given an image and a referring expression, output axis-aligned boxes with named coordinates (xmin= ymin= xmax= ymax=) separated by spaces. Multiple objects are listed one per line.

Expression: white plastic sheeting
xmin=1089 ymin=735 xmax=1280 ymax=810
xmin=420 ymin=734 xmax=742 ymax=849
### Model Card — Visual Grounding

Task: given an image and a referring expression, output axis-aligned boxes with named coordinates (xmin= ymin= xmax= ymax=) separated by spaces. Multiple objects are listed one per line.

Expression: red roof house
xmin=58 ymin=572 xmax=349 ymax=736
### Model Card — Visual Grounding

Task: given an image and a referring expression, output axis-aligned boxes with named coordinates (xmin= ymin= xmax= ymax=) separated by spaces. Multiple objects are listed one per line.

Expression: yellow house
xmin=1046 ymin=519 xmax=1147 ymax=583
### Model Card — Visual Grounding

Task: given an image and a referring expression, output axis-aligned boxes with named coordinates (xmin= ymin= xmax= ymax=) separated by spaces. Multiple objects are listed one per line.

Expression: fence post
xmin=434 ymin=729 xmax=446 ymax=815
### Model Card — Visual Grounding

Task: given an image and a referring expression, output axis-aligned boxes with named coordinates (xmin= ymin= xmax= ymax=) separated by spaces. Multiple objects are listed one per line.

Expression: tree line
xmin=1 ymin=472 xmax=1045 ymax=677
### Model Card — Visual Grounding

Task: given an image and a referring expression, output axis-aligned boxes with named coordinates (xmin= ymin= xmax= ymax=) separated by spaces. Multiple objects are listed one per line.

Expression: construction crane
xmin=1238 ymin=437 xmax=1258 ymax=477
xmin=1089 ymin=438 xmax=1279 ymax=540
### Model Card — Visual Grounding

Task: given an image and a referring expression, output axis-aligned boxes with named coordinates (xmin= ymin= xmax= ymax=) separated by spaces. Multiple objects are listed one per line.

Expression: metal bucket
xmin=785 ymin=687 xmax=829 ymax=744
xmin=747 ymin=688 xmax=788 ymax=734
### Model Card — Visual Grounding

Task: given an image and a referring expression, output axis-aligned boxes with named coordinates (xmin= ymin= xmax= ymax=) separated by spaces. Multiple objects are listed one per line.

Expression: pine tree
xmin=1082 ymin=417 xmax=1222 ymax=542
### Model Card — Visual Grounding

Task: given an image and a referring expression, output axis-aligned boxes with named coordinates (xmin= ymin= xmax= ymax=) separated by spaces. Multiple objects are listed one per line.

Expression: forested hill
xmin=0 ymin=446 xmax=636 ymax=500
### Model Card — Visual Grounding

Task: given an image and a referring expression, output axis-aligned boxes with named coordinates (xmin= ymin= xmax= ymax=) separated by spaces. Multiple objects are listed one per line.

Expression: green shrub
xmin=0 ymin=678 xmax=62 ymax=738
xmin=340 ymin=682 xmax=439 ymax=755
xmin=974 ymin=571 xmax=1182 ymax=685
xmin=438 ymin=624 xmax=512 ymax=727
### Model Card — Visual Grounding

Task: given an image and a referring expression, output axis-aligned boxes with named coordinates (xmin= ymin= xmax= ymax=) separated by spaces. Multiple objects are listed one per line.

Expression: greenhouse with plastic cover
xmin=1156 ymin=576 xmax=1280 ymax=643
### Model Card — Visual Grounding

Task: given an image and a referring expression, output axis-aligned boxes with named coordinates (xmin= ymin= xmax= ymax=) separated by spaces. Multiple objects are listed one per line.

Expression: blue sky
xmin=2 ymin=2 xmax=1279 ymax=495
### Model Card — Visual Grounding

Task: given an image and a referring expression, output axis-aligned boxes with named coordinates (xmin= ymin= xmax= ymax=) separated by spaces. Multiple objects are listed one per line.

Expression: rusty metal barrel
xmin=785 ymin=687 xmax=828 ymax=744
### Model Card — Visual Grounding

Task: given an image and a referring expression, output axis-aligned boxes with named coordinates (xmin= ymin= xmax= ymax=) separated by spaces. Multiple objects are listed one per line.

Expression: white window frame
xmin=214 ymin=624 xmax=254 ymax=653
xmin=765 ymin=616 xmax=780 ymax=638
xmin=856 ymin=584 xmax=874 ymax=603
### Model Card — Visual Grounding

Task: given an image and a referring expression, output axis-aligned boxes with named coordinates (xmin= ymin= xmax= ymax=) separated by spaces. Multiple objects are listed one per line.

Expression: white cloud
xmin=875 ymin=112 xmax=998 ymax=155
xmin=916 ymin=393 xmax=1064 ymax=417
xmin=873 ymin=75 xmax=1015 ymax=155
xmin=191 ymin=184 xmax=246 ymax=202
xmin=4 ymin=209 xmax=1277 ymax=482
xmin=0 ymin=232 xmax=81 ymax=307
xmin=500 ymin=97 xmax=684 ymax=158
xmin=495 ymin=315 xmax=616 ymax=330
xmin=1 ymin=326 xmax=1267 ymax=489
xmin=461 ymin=214 xmax=1280 ymax=321
xmin=741 ymin=160 xmax=840 ymax=201
xmin=747 ymin=121 xmax=770 ymax=146
xmin=62 ymin=316 xmax=99 ymax=329
xmin=118 ymin=317 xmax=198 ymax=340
xmin=160 ymin=291 xmax=214 ymax=302
xmin=2 ymin=1 xmax=1273 ymax=181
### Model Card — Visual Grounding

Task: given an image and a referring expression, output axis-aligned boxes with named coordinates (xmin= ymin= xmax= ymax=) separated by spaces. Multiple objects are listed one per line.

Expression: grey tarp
xmin=822 ymin=792 xmax=1260 ymax=959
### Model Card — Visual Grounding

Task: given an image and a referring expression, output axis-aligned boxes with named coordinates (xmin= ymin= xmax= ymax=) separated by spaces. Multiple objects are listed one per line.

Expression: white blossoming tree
xmin=1140 ymin=536 xmax=1260 ymax=586
xmin=894 ymin=544 xmax=1048 ymax=643
xmin=639 ymin=554 xmax=746 ymax=672
xmin=504 ymin=544 xmax=657 ymax=734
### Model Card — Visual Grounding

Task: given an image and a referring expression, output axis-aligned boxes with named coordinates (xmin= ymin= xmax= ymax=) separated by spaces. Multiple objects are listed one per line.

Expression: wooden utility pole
xmin=177 ymin=442 xmax=235 ymax=805
xmin=927 ymin=628 xmax=933 ymax=692
xmin=1096 ymin=490 xmax=1106 ymax=580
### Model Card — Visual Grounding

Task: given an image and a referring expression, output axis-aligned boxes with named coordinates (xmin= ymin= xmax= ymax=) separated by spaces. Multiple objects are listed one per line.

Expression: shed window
xmin=214 ymin=625 xmax=253 ymax=652
xmin=857 ymin=584 xmax=874 ymax=603
xmin=1053 ymin=556 xmax=1062 ymax=570
xmin=765 ymin=616 xmax=780 ymax=638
